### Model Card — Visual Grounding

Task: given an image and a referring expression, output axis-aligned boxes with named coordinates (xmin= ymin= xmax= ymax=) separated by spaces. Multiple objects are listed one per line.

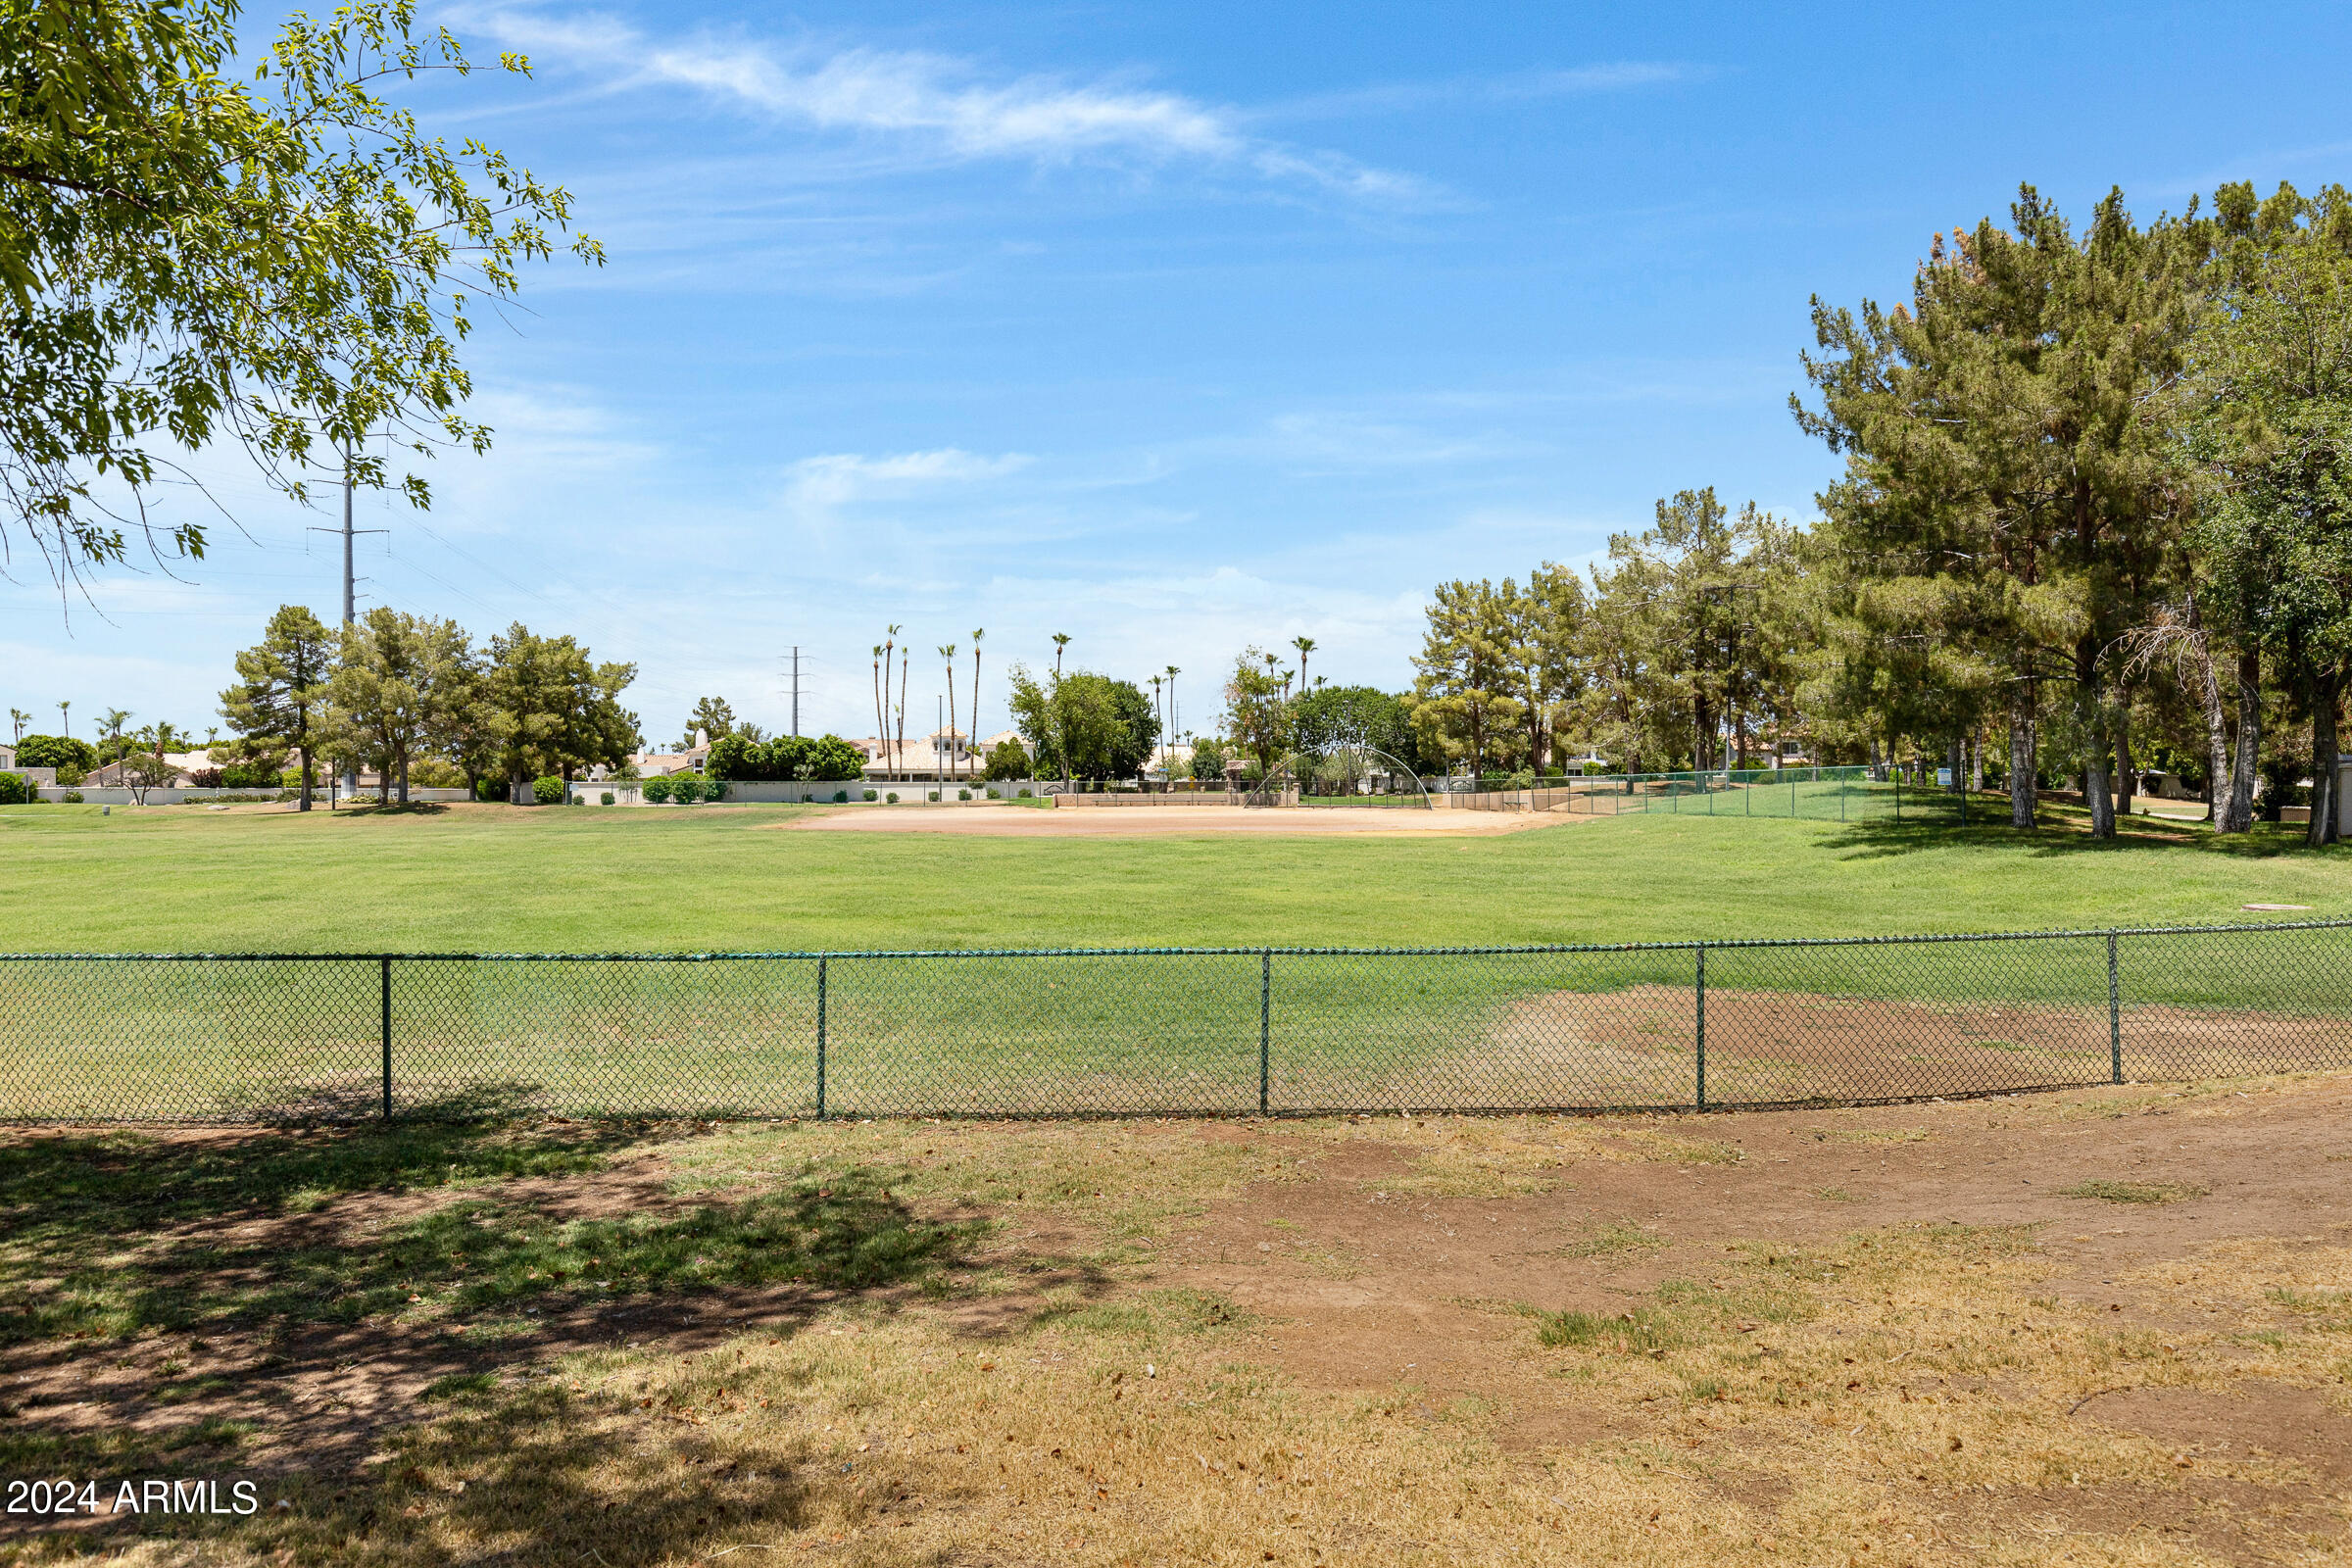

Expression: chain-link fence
xmin=1445 ymin=764 xmax=1995 ymax=821
xmin=2 ymin=920 xmax=2347 ymax=1123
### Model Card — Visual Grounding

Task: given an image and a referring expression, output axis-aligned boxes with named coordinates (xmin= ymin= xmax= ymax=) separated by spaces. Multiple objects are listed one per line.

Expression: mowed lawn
xmin=3 ymin=800 xmax=2351 ymax=952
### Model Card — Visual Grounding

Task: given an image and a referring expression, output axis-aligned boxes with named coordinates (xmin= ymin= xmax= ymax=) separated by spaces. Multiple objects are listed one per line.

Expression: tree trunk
xmin=2115 ymin=715 xmax=2134 ymax=818
xmin=2078 ymin=644 xmax=2115 ymax=840
xmin=2180 ymin=613 xmax=2231 ymax=828
xmin=2225 ymin=645 xmax=2260 ymax=833
xmin=2310 ymin=679 xmax=2342 ymax=848
xmin=396 ymin=757 xmax=410 ymax=807
xmin=2008 ymin=681 xmax=2038 ymax=828
xmin=298 ymin=744 xmax=314 ymax=811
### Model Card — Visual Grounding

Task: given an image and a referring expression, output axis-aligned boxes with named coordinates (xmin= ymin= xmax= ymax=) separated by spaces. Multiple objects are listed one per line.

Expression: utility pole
xmin=307 ymin=438 xmax=384 ymax=798
xmin=792 ymin=646 xmax=802 ymax=737
xmin=341 ymin=441 xmax=355 ymax=626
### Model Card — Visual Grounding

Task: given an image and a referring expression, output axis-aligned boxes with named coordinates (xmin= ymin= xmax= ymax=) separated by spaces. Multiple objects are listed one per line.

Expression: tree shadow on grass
xmin=6 ymin=1373 xmax=850 ymax=1564
xmin=1821 ymin=798 xmax=2348 ymax=863
xmin=0 ymin=1104 xmax=1002 ymax=1533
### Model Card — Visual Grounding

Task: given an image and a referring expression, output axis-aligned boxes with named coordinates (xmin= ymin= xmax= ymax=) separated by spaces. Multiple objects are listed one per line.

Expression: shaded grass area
xmin=4 ymin=798 xmax=2352 ymax=956
xmin=0 ymin=1114 xmax=977 ymax=1347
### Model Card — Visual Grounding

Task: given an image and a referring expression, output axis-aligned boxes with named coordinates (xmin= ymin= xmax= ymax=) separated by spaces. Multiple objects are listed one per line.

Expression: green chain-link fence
xmin=2 ymin=920 xmax=2346 ymax=1123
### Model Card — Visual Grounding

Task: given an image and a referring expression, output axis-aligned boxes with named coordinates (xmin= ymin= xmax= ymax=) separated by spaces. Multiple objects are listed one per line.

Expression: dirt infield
xmin=776 ymin=803 xmax=1577 ymax=836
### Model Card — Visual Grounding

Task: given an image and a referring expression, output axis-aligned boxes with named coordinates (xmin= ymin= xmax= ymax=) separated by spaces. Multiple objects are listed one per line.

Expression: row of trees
xmin=219 ymin=606 xmax=638 ymax=807
xmin=1393 ymin=181 xmax=2352 ymax=843
xmin=1405 ymin=492 xmax=1807 ymax=780
xmin=1809 ymin=179 xmax=2352 ymax=842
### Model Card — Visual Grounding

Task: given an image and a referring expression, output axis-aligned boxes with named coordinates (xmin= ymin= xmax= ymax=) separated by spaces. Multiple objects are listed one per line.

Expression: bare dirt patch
xmin=1461 ymin=983 xmax=2352 ymax=1107
xmin=775 ymin=803 xmax=1579 ymax=837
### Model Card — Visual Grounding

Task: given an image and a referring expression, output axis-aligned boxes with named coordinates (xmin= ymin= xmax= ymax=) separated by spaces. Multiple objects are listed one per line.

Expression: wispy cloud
xmin=1258 ymin=62 xmax=1706 ymax=122
xmin=468 ymin=9 xmax=1436 ymax=204
xmin=782 ymin=448 xmax=1032 ymax=513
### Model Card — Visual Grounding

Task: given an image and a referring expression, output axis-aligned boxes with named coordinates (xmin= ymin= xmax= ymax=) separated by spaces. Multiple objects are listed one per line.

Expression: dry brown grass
xmin=11 ymin=1082 xmax=2352 ymax=1567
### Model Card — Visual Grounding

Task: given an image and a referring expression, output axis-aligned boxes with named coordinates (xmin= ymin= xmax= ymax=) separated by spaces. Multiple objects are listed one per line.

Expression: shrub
xmin=187 ymin=766 xmax=224 ymax=788
xmin=532 ymin=775 xmax=564 ymax=805
xmin=54 ymin=763 xmax=86 ymax=786
xmin=1017 ymin=787 xmax=1031 ymax=799
xmin=1505 ymin=767 xmax=1537 ymax=790
xmin=986 ymin=787 xmax=1000 ymax=800
xmin=828 ymin=789 xmax=844 ymax=803
xmin=707 ymin=733 xmax=868 ymax=782
xmin=957 ymin=788 xmax=971 ymax=801
xmin=862 ymin=789 xmax=877 ymax=802
xmin=62 ymin=790 xmax=82 ymax=804
xmin=706 ymin=780 xmax=728 ymax=802
xmin=13 ymin=735 xmax=95 ymax=772
xmin=220 ymin=761 xmax=280 ymax=789
xmin=886 ymin=791 xmax=899 ymax=804
xmin=410 ymin=758 xmax=466 ymax=789
xmin=928 ymin=790 xmax=940 ymax=802
xmin=476 ymin=778 xmax=507 ymax=802
xmin=979 ymin=738 xmax=1031 ymax=781
xmin=672 ymin=778 xmax=706 ymax=805
xmin=642 ymin=775 xmax=675 ymax=804
xmin=0 ymin=772 xmax=30 ymax=806
xmin=600 ymin=791 xmax=614 ymax=806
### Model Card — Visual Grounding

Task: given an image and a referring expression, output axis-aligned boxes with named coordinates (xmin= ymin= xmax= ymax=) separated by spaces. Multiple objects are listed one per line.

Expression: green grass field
xmin=5 ymin=797 xmax=2351 ymax=953
xmin=5 ymin=800 xmax=2351 ymax=1121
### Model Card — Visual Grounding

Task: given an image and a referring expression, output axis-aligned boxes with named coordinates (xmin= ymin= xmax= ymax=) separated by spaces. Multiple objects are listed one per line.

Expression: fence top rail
xmin=1 ymin=917 xmax=2347 ymax=964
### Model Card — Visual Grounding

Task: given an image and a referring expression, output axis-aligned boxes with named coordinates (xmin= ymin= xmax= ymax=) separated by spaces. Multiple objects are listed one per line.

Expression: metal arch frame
xmin=1296 ymin=728 xmax=1433 ymax=809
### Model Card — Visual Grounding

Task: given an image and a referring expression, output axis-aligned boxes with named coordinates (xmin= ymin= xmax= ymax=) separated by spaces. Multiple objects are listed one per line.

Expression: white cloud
xmin=1258 ymin=62 xmax=1705 ymax=122
xmin=782 ymin=448 xmax=1032 ymax=513
xmin=467 ymin=9 xmax=1436 ymax=204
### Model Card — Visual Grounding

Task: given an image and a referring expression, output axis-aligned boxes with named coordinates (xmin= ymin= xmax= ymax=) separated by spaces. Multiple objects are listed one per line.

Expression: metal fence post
xmin=379 ymin=956 xmax=393 ymax=1121
xmin=815 ymin=956 xmax=828 ymax=1119
xmin=2107 ymin=932 xmax=2122 ymax=1084
xmin=1258 ymin=951 xmax=1272 ymax=1114
xmin=1694 ymin=942 xmax=1708 ymax=1110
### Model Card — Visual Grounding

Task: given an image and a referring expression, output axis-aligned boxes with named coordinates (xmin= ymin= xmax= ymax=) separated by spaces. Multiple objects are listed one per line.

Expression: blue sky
xmin=9 ymin=0 xmax=2352 ymax=748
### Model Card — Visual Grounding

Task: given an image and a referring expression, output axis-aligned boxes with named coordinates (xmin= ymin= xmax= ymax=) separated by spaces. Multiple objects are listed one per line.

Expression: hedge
xmin=706 ymin=733 xmax=865 ymax=782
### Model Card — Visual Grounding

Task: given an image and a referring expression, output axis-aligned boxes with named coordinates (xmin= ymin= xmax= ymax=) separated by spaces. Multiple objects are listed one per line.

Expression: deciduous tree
xmin=0 ymin=1 xmax=599 ymax=583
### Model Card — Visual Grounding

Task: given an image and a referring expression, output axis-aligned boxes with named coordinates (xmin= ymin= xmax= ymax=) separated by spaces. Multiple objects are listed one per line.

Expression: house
xmin=1143 ymin=742 xmax=1197 ymax=782
xmin=82 ymin=750 xmax=220 ymax=787
xmin=625 ymin=735 xmax=712 ymax=778
xmin=859 ymin=726 xmax=1013 ymax=783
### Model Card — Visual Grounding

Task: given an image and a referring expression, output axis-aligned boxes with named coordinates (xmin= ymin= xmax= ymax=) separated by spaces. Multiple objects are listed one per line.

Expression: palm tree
xmin=1050 ymin=634 xmax=1074 ymax=784
xmin=1151 ymin=675 xmax=1164 ymax=784
xmin=883 ymin=625 xmax=902 ymax=780
xmin=57 ymin=699 xmax=69 ymax=737
xmin=938 ymin=645 xmax=957 ymax=787
xmin=896 ymin=636 xmax=910 ymax=787
xmin=8 ymin=708 xmax=27 ymax=744
xmin=969 ymin=629 xmax=985 ymax=782
xmin=98 ymin=708 xmax=132 ymax=760
xmin=1292 ymin=635 xmax=1316 ymax=691
xmin=1163 ymin=665 xmax=1180 ymax=750
xmin=871 ymin=645 xmax=885 ymax=774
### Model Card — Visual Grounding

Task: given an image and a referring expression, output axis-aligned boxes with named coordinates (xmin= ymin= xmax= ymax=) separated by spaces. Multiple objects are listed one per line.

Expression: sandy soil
xmin=776 ymin=804 xmax=1579 ymax=837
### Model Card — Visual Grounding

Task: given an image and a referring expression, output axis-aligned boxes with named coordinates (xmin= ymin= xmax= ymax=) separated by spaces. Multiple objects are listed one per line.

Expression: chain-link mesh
xmin=1462 ymin=765 xmax=1985 ymax=824
xmin=3 ymin=922 xmax=2347 ymax=1123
